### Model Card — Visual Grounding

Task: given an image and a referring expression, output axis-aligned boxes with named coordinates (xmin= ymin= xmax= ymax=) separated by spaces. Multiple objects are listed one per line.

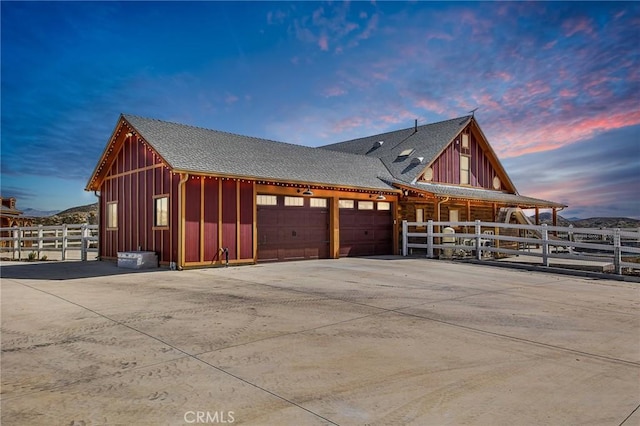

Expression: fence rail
xmin=402 ymin=220 xmax=640 ymax=275
xmin=0 ymin=224 xmax=98 ymax=261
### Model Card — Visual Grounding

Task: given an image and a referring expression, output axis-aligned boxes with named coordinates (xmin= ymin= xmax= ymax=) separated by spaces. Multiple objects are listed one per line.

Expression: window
xmin=416 ymin=208 xmax=424 ymax=223
xmin=462 ymin=134 xmax=470 ymax=150
xmin=284 ymin=196 xmax=304 ymax=206
xmin=377 ymin=202 xmax=391 ymax=211
xmin=460 ymin=155 xmax=470 ymax=185
xmin=257 ymin=195 xmax=277 ymax=205
xmin=154 ymin=196 xmax=169 ymax=227
xmin=107 ymin=202 xmax=117 ymax=229
xmin=449 ymin=209 xmax=459 ymax=223
xmin=339 ymin=199 xmax=354 ymax=209
xmin=358 ymin=201 xmax=374 ymax=210
xmin=310 ymin=198 xmax=327 ymax=208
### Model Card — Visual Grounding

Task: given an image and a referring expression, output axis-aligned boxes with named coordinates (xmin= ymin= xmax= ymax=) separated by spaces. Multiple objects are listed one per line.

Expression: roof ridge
xmin=322 ymin=115 xmax=472 ymax=147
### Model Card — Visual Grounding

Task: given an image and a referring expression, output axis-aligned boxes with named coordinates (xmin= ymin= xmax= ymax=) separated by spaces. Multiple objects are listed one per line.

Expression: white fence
xmin=0 ymin=224 xmax=99 ymax=261
xmin=402 ymin=220 xmax=640 ymax=275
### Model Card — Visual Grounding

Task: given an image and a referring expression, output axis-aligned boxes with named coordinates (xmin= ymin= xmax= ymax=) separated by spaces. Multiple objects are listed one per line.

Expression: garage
xmin=257 ymin=195 xmax=330 ymax=262
xmin=339 ymin=200 xmax=393 ymax=257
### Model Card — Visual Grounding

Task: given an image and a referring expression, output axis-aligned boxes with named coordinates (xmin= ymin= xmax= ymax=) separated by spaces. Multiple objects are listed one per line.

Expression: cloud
xmin=279 ymin=2 xmax=380 ymax=53
xmin=503 ymin=125 xmax=640 ymax=218
xmin=562 ymin=16 xmax=595 ymax=37
xmin=318 ymin=34 xmax=329 ymax=51
xmin=322 ymin=86 xmax=347 ymax=97
xmin=225 ymin=93 xmax=239 ymax=104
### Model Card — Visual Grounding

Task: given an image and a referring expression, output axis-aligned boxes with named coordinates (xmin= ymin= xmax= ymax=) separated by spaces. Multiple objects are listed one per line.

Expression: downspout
xmin=436 ymin=197 xmax=450 ymax=223
xmin=177 ymin=173 xmax=190 ymax=270
xmin=436 ymin=197 xmax=450 ymax=250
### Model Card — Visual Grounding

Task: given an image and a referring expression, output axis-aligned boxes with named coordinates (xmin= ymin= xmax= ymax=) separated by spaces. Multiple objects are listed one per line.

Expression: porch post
xmin=330 ymin=196 xmax=340 ymax=258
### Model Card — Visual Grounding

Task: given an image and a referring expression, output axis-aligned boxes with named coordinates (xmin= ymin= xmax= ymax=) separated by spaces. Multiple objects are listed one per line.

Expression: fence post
xmin=12 ymin=226 xmax=20 ymax=260
xmin=541 ymin=224 xmax=549 ymax=267
xmin=62 ymin=224 xmax=68 ymax=261
xmin=37 ymin=225 xmax=43 ymax=259
xmin=567 ymin=224 xmax=574 ymax=255
xmin=427 ymin=220 xmax=434 ymax=259
xmin=613 ymin=228 xmax=621 ymax=275
xmin=402 ymin=220 xmax=408 ymax=257
xmin=475 ymin=220 xmax=482 ymax=260
xmin=81 ymin=224 xmax=88 ymax=261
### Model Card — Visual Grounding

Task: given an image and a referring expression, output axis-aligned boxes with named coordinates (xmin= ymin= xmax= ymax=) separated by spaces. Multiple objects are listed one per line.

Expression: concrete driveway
xmin=1 ymin=258 xmax=638 ymax=425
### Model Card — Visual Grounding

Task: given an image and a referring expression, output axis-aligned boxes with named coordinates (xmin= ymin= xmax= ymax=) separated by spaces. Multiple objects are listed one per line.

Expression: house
xmin=85 ymin=114 xmax=564 ymax=268
xmin=0 ymin=197 xmax=34 ymax=249
xmin=0 ymin=197 xmax=33 ymax=228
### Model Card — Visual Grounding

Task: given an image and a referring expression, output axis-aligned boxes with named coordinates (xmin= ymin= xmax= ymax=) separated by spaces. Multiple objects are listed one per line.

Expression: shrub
xmin=27 ymin=252 xmax=37 ymax=261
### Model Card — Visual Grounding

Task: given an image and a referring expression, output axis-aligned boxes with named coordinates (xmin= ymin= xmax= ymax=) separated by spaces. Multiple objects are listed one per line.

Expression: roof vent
xmin=375 ymin=140 xmax=384 ymax=147
xmin=412 ymin=156 xmax=424 ymax=164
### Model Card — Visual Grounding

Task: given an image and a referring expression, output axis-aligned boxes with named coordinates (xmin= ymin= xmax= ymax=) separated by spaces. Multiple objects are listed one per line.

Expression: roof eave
xmin=171 ymin=169 xmax=400 ymax=194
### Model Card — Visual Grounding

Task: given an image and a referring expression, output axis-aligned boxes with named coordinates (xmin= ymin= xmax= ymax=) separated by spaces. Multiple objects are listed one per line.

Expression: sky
xmin=1 ymin=1 xmax=639 ymax=219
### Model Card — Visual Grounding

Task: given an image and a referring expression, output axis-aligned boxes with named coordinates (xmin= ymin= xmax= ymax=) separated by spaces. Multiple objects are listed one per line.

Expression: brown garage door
xmin=339 ymin=200 xmax=393 ymax=257
xmin=257 ymin=195 xmax=329 ymax=262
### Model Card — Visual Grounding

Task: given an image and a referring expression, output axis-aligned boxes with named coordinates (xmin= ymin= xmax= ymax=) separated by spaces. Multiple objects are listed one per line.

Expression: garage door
xmin=257 ymin=195 xmax=329 ymax=262
xmin=339 ymin=200 xmax=393 ymax=257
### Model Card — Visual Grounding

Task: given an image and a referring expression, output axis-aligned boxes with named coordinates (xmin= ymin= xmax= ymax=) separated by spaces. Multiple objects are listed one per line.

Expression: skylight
xmin=398 ymin=148 xmax=414 ymax=157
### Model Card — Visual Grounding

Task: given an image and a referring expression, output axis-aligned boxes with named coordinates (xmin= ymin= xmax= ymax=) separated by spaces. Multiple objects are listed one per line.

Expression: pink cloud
xmin=558 ymin=88 xmax=577 ymax=98
xmin=501 ymin=80 xmax=551 ymax=108
xmin=318 ymin=34 xmax=329 ymax=51
xmin=332 ymin=116 xmax=368 ymax=133
xmin=491 ymin=71 xmax=513 ymax=82
xmin=379 ymin=109 xmax=416 ymax=125
xmin=563 ymin=16 xmax=595 ymax=37
xmin=493 ymin=109 xmax=640 ymax=158
xmin=414 ymin=98 xmax=447 ymax=114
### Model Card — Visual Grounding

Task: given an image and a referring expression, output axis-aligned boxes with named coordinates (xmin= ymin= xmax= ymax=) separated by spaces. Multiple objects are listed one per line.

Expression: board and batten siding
xmin=100 ymin=135 xmax=179 ymax=264
xmin=182 ymin=176 xmax=255 ymax=266
xmin=430 ymin=129 xmax=502 ymax=189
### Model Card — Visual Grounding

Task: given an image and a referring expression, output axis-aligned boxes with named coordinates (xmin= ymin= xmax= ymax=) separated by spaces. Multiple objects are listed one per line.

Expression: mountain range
xmin=531 ymin=212 xmax=640 ymax=228
xmin=29 ymin=203 xmax=98 ymax=225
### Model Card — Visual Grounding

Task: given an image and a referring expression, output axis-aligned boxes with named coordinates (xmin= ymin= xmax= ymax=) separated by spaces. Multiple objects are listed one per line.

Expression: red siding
xmin=431 ymin=129 xmax=500 ymax=189
xmin=221 ymin=180 xmax=237 ymax=260
xmin=99 ymin=136 xmax=177 ymax=265
xmin=170 ymin=173 xmax=179 ymax=262
xmin=239 ymin=181 xmax=254 ymax=259
xmin=184 ymin=177 xmax=201 ymax=263
xmin=99 ymin=131 xmax=257 ymax=267
xmin=203 ymin=178 xmax=219 ymax=262
xmin=146 ymin=168 xmax=154 ymax=251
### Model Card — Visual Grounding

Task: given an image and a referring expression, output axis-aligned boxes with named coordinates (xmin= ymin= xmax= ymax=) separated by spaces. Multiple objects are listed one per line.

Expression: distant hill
xmin=22 ymin=208 xmax=61 ymax=217
xmin=57 ymin=203 xmax=99 ymax=216
xmin=32 ymin=203 xmax=98 ymax=226
xmin=533 ymin=212 xmax=640 ymax=229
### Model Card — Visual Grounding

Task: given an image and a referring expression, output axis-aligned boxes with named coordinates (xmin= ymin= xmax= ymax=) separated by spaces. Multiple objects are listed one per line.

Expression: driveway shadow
xmin=0 ymin=261 xmax=164 ymax=280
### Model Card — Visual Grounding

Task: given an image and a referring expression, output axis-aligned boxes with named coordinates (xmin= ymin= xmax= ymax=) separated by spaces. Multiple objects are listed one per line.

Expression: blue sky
xmin=1 ymin=1 xmax=638 ymax=218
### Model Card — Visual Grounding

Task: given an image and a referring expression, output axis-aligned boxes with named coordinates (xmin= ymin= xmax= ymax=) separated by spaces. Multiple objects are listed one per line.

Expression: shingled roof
xmin=382 ymin=178 xmax=566 ymax=208
xmin=321 ymin=116 xmax=472 ymax=183
xmin=122 ymin=114 xmax=395 ymax=191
